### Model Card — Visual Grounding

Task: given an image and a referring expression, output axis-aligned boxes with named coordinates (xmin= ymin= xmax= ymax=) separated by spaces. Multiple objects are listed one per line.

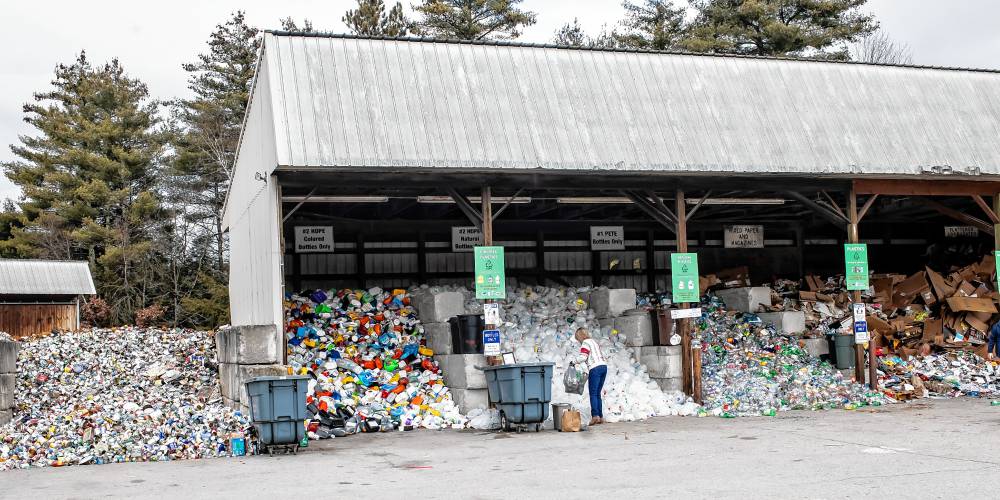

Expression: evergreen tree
xmin=1 ymin=52 xmax=167 ymax=323
xmin=172 ymin=12 xmax=259 ymax=273
xmin=414 ymin=0 xmax=537 ymax=40
xmin=553 ymin=19 xmax=588 ymax=46
xmin=280 ymin=17 xmax=315 ymax=32
xmin=344 ymin=0 xmax=411 ymax=36
xmin=616 ymin=0 xmax=688 ymax=50
xmin=683 ymin=0 xmax=877 ymax=58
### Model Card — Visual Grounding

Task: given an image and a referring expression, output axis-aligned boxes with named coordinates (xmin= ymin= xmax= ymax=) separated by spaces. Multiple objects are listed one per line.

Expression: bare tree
xmin=851 ymin=28 xmax=913 ymax=65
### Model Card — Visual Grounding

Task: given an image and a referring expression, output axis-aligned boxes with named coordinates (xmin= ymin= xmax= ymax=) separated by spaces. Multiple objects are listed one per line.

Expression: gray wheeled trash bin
xmin=245 ymin=375 xmax=310 ymax=455
xmin=478 ymin=362 xmax=554 ymax=432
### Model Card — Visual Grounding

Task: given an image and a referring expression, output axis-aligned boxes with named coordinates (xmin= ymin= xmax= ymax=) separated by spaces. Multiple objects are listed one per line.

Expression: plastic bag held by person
xmin=563 ymin=361 xmax=588 ymax=395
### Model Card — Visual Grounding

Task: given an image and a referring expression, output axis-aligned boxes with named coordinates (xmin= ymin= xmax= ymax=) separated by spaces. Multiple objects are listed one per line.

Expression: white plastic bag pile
xmin=430 ymin=285 xmax=699 ymax=422
xmin=0 ymin=327 xmax=248 ymax=469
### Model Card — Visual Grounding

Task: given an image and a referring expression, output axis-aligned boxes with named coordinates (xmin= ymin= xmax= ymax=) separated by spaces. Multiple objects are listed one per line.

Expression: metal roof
xmin=0 ymin=259 xmax=96 ymax=296
xmin=258 ymin=32 xmax=1000 ymax=177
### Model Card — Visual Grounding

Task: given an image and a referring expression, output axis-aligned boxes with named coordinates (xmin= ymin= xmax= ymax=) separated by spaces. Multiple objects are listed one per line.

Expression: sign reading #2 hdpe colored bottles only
xmin=474 ymin=246 xmax=506 ymax=300
xmin=670 ymin=253 xmax=699 ymax=303
xmin=844 ymin=243 xmax=869 ymax=291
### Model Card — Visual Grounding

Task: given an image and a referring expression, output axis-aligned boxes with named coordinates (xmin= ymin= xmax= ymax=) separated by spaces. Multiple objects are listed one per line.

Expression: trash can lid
xmin=478 ymin=362 xmax=555 ymax=371
xmin=246 ymin=375 xmax=311 ymax=382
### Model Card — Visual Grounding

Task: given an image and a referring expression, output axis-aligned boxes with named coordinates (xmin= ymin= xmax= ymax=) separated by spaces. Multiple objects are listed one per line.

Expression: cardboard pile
xmin=865 ymin=255 xmax=997 ymax=359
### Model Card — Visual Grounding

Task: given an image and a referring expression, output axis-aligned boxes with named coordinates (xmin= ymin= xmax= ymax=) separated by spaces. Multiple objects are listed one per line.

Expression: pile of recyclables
xmin=284 ymin=288 xmax=467 ymax=439
xmin=0 ymin=327 xmax=248 ymax=469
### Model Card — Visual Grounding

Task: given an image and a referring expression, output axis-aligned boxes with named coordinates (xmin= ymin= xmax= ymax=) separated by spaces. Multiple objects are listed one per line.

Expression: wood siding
xmin=0 ymin=303 xmax=78 ymax=339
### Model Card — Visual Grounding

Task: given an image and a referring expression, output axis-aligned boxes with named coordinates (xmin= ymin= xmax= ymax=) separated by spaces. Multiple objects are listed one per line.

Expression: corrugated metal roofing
xmin=258 ymin=32 xmax=1000 ymax=177
xmin=0 ymin=259 xmax=96 ymax=296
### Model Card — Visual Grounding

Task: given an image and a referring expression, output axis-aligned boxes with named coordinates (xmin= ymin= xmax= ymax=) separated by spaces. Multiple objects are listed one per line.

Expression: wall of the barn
xmin=0 ymin=302 xmax=78 ymax=339
xmin=226 ymin=49 xmax=283 ymax=340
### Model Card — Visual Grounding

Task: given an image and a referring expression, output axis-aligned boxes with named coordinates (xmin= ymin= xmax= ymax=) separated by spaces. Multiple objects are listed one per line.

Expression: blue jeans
xmin=989 ymin=329 xmax=1000 ymax=357
xmin=588 ymin=365 xmax=608 ymax=418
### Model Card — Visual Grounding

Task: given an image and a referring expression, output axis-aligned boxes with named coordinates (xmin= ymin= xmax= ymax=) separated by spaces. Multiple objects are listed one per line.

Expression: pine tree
xmin=280 ymin=17 xmax=315 ymax=32
xmin=2 ymin=52 xmax=167 ymax=323
xmin=414 ymin=0 xmax=537 ymax=40
xmin=344 ymin=0 xmax=411 ymax=36
xmin=172 ymin=12 xmax=259 ymax=273
xmin=616 ymin=0 xmax=688 ymax=50
xmin=683 ymin=0 xmax=877 ymax=58
xmin=553 ymin=19 xmax=588 ymax=46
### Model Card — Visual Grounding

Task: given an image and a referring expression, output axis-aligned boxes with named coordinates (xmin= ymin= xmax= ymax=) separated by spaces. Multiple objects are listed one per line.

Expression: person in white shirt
xmin=575 ymin=328 xmax=608 ymax=424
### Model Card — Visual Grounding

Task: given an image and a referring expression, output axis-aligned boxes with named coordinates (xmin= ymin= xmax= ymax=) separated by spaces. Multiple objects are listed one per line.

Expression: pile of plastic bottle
xmin=698 ymin=297 xmax=885 ymax=416
xmin=0 ymin=327 xmax=248 ymax=469
xmin=879 ymin=350 xmax=1000 ymax=397
xmin=285 ymin=288 xmax=467 ymax=438
xmin=454 ymin=286 xmax=701 ymax=422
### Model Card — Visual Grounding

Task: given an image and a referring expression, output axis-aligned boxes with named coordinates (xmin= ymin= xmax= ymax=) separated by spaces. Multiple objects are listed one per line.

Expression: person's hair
xmin=574 ymin=328 xmax=590 ymax=342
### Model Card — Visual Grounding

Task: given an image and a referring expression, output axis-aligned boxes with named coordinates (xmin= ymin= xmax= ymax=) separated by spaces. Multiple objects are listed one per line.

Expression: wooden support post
xmin=994 ymin=194 xmax=1000 ymax=252
xmin=848 ymin=187 xmax=876 ymax=390
xmin=482 ymin=186 xmax=502 ymax=366
xmin=676 ymin=189 xmax=701 ymax=403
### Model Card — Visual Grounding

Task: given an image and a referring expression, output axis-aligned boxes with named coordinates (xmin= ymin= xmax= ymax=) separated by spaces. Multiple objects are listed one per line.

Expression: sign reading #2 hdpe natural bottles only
xmin=844 ymin=243 xmax=869 ymax=291
xmin=671 ymin=253 xmax=699 ymax=303
xmin=474 ymin=246 xmax=506 ymax=300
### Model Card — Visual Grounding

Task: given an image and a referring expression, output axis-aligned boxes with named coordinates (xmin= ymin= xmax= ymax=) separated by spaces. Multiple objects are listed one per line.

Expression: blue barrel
xmin=479 ymin=363 xmax=554 ymax=425
xmin=245 ymin=376 xmax=310 ymax=446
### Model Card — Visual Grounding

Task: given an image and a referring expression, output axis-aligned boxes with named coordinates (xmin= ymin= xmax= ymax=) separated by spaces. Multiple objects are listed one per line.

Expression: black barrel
xmin=449 ymin=314 xmax=485 ymax=354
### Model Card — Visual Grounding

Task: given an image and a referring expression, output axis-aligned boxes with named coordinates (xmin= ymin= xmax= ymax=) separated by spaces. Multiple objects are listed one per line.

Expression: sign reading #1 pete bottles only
xmin=844 ymin=243 xmax=869 ymax=291
xmin=670 ymin=253 xmax=699 ymax=303
xmin=474 ymin=246 xmax=506 ymax=299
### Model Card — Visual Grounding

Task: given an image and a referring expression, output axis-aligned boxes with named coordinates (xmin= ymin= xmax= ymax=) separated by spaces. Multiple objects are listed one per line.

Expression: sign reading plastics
xmin=844 ymin=244 xmax=869 ymax=291
xmin=670 ymin=253 xmax=699 ymax=303
xmin=474 ymin=246 xmax=506 ymax=299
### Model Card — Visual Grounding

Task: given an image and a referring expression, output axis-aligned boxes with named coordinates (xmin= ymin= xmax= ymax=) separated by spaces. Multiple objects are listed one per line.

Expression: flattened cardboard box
xmin=945 ymin=296 xmax=998 ymax=314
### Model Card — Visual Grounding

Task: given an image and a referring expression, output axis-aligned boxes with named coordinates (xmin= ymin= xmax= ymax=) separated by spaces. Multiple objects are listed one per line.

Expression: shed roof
xmin=0 ymin=259 xmax=96 ymax=296
xmin=251 ymin=32 xmax=1000 ymax=178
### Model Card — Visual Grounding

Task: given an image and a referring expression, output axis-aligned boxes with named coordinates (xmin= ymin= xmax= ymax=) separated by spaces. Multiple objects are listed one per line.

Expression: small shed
xmin=0 ymin=259 xmax=96 ymax=338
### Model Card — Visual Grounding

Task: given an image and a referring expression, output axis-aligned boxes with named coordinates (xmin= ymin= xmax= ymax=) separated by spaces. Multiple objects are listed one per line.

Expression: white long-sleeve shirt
xmin=578 ymin=338 xmax=607 ymax=371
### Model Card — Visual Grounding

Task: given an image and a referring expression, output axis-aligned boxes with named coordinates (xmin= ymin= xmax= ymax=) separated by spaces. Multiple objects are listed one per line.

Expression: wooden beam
xmin=784 ymin=191 xmax=850 ymax=230
xmin=971 ymin=194 xmax=1000 ymax=224
xmin=854 ymin=178 xmax=1000 ymax=196
xmin=685 ymin=190 xmax=712 ymax=221
xmin=644 ymin=190 xmax=678 ymax=223
xmin=492 ymin=188 xmax=524 ymax=220
xmin=622 ymin=191 xmax=677 ymax=231
xmin=912 ymin=197 xmax=995 ymax=236
xmin=857 ymin=194 xmax=879 ymax=222
xmin=446 ymin=187 xmax=483 ymax=227
xmin=821 ymin=191 xmax=847 ymax=220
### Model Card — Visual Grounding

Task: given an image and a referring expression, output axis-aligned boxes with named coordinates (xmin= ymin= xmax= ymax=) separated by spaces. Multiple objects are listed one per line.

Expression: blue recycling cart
xmin=477 ymin=362 xmax=554 ymax=432
xmin=244 ymin=376 xmax=309 ymax=455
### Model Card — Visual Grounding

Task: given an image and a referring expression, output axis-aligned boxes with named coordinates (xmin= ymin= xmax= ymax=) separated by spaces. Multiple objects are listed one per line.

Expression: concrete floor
xmin=2 ymin=398 xmax=999 ymax=499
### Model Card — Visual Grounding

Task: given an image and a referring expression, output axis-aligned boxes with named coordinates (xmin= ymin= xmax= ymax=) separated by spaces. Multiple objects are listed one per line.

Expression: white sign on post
xmin=852 ymin=303 xmax=866 ymax=323
xmin=670 ymin=308 xmax=702 ymax=319
xmin=451 ymin=226 xmax=482 ymax=252
xmin=294 ymin=226 xmax=334 ymax=253
xmin=483 ymin=303 xmax=501 ymax=325
xmin=590 ymin=226 xmax=625 ymax=251
xmin=724 ymin=225 xmax=764 ymax=248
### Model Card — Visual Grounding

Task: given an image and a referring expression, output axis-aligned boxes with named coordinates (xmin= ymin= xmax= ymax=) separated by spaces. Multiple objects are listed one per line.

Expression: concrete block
xmin=0 ymin=341 xmax=20 ymax=373
xmin=651 ymin=377 xmax=683 ymax=393
xmin=0 ymin=374 xmax=13 ymax=409
xmin=591 ymin=288 xmax=637 ymax=319
xmin=639 ymin=346 xmax=682 ymax=379
xmin=613 ymin=313 xmax=654 ymax=347
xmin=215 ymin=325 xmax=280 ymax=365
xmin=715 ymin=287 xmax=772 ymax=313
xmin=411 ymin=291 xmax=466 ymax=323
xmin=423 ymin=322 xmax=453 ymax=355
xmin=757 ymin=311 xmax=806 ymax=334
xmin=437 ymin=354 xmax=487 ymax=389
xmin=218 ymin=363 xmax=287 ymax=405
xmin=0 ymin=409 xmax=10 ymax=426
xmin=222 ymin=395 xmax=250 ymax=417
xmin=802 ymin=338 xmax=830 ymax=358
xmin=451 ymin=388 xmax=489 ymax=412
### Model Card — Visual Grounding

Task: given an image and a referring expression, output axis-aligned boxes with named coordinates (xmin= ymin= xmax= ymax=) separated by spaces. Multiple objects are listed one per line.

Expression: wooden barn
xmin=0 ymin=259 xmax=96 ymax=339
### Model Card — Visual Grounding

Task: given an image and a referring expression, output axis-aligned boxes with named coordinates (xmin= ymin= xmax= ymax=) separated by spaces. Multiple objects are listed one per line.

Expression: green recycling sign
xmin=671 ymin=253 xmax=700 ymax=303
xmin=844 ymin=243 xmax=869 ymax=291
xmin=474 ymin=246 xmax=506 ymax=299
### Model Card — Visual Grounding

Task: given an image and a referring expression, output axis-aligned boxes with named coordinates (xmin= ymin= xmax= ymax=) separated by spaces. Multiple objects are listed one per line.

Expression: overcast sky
xmin=3 ymin=0 xmax=999 ymax=202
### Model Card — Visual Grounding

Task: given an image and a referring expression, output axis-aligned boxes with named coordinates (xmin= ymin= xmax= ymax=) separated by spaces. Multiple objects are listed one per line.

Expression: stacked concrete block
xmin=0 ymin=340 xmax=19 ymax=425
xmin=599 ymin=312 xmax=654 ymax=348
xmin=437 ymin=353 xmax=489 ymax=412
xmin=639 ymin=345 xmax=682 ymax=393
xmin=715 ymin=287 xmax=772 ymax=313
xmin=757 ymin=311 xmax=806 ymax=334
xmin=215 ymin=325 xmax=285 ymax=415
xmin=422 ymin=322 xmax=454 ymax=355
xmin=410 ymin=290 xmax=465 ymax=323
xmin=590 ymin=288 xmax=637 ymax=319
